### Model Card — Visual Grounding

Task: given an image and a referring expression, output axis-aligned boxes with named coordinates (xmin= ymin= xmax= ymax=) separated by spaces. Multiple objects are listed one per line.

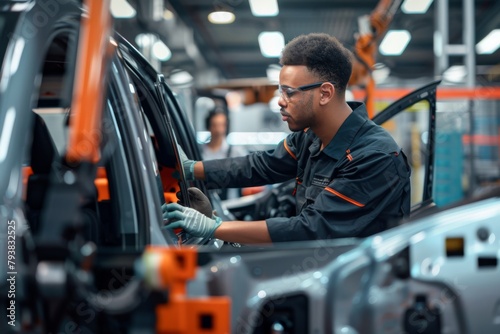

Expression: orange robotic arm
xmin=348 ymin=0 xmax=402 ymax=118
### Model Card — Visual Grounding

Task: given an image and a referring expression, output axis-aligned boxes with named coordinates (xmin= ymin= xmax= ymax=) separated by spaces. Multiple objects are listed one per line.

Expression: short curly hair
xmin=280 ymin=33 xmax=353 ymax=94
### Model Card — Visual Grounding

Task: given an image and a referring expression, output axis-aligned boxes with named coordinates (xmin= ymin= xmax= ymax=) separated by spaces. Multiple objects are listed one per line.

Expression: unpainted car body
xmin=1 ymin=1 xmax=498 ymax=334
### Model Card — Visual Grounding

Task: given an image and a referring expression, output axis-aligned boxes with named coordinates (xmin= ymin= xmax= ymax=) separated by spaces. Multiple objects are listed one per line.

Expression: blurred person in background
xmin=202 ymin=106 xmax=247 ymax=200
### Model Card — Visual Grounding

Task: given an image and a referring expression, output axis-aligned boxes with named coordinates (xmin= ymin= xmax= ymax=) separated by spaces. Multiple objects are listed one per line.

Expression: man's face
xmin=277 ymin=65 xmax=319 ymax=132
xmin=209 ymin=113 xmax=228 ymax=139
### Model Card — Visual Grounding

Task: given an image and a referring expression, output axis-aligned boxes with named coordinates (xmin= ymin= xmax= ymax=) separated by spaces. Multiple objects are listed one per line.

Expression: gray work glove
xmin=186 ymin=187 xmax=213 ymax=218
xmin=162 ymin=203 xmax=222 ymax=239
xmin=176 ymin=145 xmax=196 ymax=181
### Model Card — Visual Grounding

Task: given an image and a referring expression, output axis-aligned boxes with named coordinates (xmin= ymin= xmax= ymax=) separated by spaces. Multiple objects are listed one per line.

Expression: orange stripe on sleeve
xmin=325 ymin=187 xmax=365 ymax=207
xmin=283 ymin=138 xmax=297 ymax=160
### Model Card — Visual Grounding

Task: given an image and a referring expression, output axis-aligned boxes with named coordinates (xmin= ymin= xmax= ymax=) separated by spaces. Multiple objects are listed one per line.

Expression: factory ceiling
xmin=115 ymin=0 xmax=500 ymax=88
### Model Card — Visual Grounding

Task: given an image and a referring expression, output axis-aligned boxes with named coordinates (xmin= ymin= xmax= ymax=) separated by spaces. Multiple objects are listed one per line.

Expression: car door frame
xmin=116 ymin=35 xmax=227 ymax=247
xmin=371 ymin=79 xmax=440 ymax=212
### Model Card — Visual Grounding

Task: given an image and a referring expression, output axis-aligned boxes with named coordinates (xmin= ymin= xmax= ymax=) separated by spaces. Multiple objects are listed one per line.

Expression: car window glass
xmin=433 ymin=101 xmax=469 ymax=207
xmin=161 ymin=85 xmax=212 ymax=195
xmin=381 ymin=100 xmax=430 ymax=207
xmin=25 ymin=32 xmax=94 ymax=238
xmin=102 ymin=93 xmax=142 ymax=249
xmin=138 ymin=105 xmax=168 ymax=204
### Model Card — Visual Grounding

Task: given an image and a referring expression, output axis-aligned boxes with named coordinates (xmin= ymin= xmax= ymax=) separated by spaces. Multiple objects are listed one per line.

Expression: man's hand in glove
xmin=186 ymin=187 xmax=213 ymax=218
xmin=175 ymin=145 xmax=197 ymax=181
xmin=162 ymin=203 xmax=222 ymax=239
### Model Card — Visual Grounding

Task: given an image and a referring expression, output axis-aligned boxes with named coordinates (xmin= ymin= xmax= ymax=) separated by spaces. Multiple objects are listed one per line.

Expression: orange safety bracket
xmin=94 ymin=167 xmax=110 ymax=201
xmin=21 ymin=166 xmax=33 ymax=200
xmin=143 ymin=246 xmax=231 ymax=334
xmin=160 ymin=166 xmax=181 ymax=204
xmin=66 ymin=0 xmax=114 ymax=164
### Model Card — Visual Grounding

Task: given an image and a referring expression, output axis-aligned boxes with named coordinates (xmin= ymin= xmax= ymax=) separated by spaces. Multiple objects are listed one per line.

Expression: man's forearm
xmin=193 ymin=161 xmax=205 ymax=180
xmin=214 ymin=220 xmax=272 ymax=244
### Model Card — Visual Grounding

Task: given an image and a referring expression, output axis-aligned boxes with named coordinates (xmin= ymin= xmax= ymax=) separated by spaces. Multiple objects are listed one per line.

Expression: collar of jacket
xmin=321 ymin=102 xmax=368 ymax=160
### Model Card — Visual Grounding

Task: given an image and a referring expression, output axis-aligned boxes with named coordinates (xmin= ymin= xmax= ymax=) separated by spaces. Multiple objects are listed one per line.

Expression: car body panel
xmin=192 ymin=186 xmax=500 ymax=334
xmin=1 ymin=2 xmax=498 ymax=333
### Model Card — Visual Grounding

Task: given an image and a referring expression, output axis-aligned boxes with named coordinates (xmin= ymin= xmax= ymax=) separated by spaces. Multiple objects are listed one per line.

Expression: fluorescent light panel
xmin=372 ymin=63 xmax=390 ymax=83
xmin=208 ymin=11 xmax=235 ymax=24
xmin=163 ymin=9 xmax=174 ymax=20
xmin=170 ymin=71 xmax=193 ymax=85
xmin=443 ymin=65 xmax=466 ymax=83
xmin=152 ymin=40 xmax=171 ymax=61
xmin=266 ymin=65 xmax=281 ymax=83
xmin=135 ymin=34 xmax=171 ymax=61
xmin=476 ymin=29 xmax=500 ymax=54
xmin=110 ymin=0 xmax=136 ymax=18
xmin=258 ymin=32 xmax=284 ymax=58
xmin=380 ymin=30 xmax=411 ymax=56
xmin=249 ymin=0 xmax=279 ymax=17
xmin=197 ymin=131 xmax=289 ymax=146
xmin=401 ymin=0 xmax=434 ymax=14
xmin=135 ymin=33 xmax=154 ymax=48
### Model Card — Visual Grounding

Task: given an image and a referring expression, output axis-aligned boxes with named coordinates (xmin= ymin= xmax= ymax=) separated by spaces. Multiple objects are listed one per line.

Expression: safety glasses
xmin=278 ymin=81 xmax=335 ymax=102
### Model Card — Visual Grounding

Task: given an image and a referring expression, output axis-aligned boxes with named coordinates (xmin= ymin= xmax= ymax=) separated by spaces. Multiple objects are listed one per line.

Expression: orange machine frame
xmin=66 ymin=0 xmax=113 ymax=164
xmin=144 ymin=247 xmax=231 ymax=334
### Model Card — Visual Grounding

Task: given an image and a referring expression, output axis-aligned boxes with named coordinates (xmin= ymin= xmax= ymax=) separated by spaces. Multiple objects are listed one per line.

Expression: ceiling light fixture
xmin=169 ymin=70 xmax=194 ymax=86
xmin=372 ymin=63 xmax=391 ymax=83
xmin=266 ymin=64 xmax=281 ymax=83
xmin=152 ymin=40 xmax=172 ymax=61
xmin=135 ymin=33 xmax=154 ymax=48
xmin=401 ymin=0 xmax=434 ymax=14
xmin=227 ymin=132 xmax=288 ymax=146
xmin=110 ymin=0 xmax=136 ymax=18
xmin=476 ymin=29 xmax=500 ymax=54
xmin=249 ymin=0 xmax=279 ymax=17
xmin=208 ymin=11 xmax=235 ymax=24
xmin=443 ymin=65 xmax=466 ymax=83
xmin=135 ymin=34 xmax=171 ymax=61
xmin=258 ymin=32 xmax=284 ymax=58
xmin=163 ymin=9 xmax=174 ymax=20
xmin=380 ymin=30 xmax=411 ymax=56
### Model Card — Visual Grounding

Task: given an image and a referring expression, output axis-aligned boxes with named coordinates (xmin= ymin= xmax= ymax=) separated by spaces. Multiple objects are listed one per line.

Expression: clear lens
xmin=278 ymin=86 xmax=296 ymax=102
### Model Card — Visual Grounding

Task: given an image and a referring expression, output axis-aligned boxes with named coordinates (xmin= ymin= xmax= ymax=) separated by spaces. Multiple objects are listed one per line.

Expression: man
xmin=164 ymin=33 xmax=411 ymax=244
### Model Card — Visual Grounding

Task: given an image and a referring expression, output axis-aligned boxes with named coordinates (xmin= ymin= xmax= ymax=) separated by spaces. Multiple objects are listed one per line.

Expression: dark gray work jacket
xmin=203 ymin=102 xmax=411 ymax=242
